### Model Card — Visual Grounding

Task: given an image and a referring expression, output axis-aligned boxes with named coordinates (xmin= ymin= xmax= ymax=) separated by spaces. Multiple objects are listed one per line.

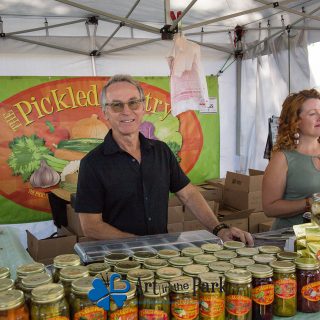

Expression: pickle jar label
xmin=274 ymin=279 xmax=297 ymax=299
xmin=74 ymin=306 xmax=106 ymax=320
xmin=302 ymin=281 xmax=320 ymax=302
xmin=252 ymin=284 xmax=274 ymax=305
xmin=171 ymin=299 xmax=199 ymax=320
xmin=200 ymin=295 xmax=225 ymax=317
xmin=226 ymin=295 xmax=251 ymax=316
xmin=139 ymin=309 xmax=168 ymax=320
xmin=110 ymin=306 xmax=138 ymax=320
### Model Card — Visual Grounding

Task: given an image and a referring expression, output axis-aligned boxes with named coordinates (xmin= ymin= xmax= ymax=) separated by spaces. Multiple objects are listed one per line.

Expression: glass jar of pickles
xmin=168 ymin=257 xmax=193 ymax=269
xmin=127 ymin=269 xmax=154 ymax=286
xmin=88 ymin=262 xmax=111 ymax=278
xmin=183 ymin=264 xmax=209 ymax=277
xmin=143 ymin=258 xmax=168 ymax=270
xmin=181 ymin=247 xmax=204 ymax=257
xmin=253 ymin=254 xmax=277 ymax=265
xmin=53 ymin=254 xmax=81 ymax=283
xmin=199 ymin=272 xmax=225 ymax=320
xmin=223 ymin=241 xmax=245 ymax=251
xmin=31 ymin=283 xmax=69 ymax=319
xmin=295 ymin=257 xmax=320 ymax=313
xmin=311 ymin=192 xmax=320 ymax=225
xmin=0 ymin=278 xmax=14 ymax=292
xmin=158 ymin=249 xmax=180 ymax=259
xmin=258 ymin=246 xmax=281 ymax=256
xmin=225 ymin=269 xmax=252 ymax=320
xmin=0 ymin=289 xmax=29 ymax=320
xmin=270 ymin=260 xmax=297 ymax=317
xmin=114 ymin=261 xmax=141 ymax=279
xmin=104 ymin=252 xmax=130 ymax=271
xmin=193 ymin=254 xmax=218 ymax=265
xmin=0 ymin=267 xmax=10 ymax=279
xmin=214 ymin=250 xmax=237 ymax=261
xmin=277 ymin=251 xmax=301 ymax=261
xmin=201 ymin=243 xmax=223 ymax=254
xmin=247 ymin=264 xmax=274 ymax=320
xmin=170 ymin=276 xmax=199 ymax=320
xmin=70 ymin=276 xmax=106 ymax=319
xmin=208 ymin=261 xmax=234 ymax=274
xmin=236 ymin=247 xmax=259 ymax=257
xmin=156 ymin=267 xmax=183 ymax=281
xmin=230 ymin=257 xmax=255 ymax=269
xmin=132 ymin=251 xmax=158 ymax=263
xmin=15 ymin=263 xmax=45 ymax=290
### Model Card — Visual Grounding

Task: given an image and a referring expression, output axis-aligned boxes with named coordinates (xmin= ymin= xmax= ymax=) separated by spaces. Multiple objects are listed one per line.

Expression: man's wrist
xmin=212 ymin=223 xmax=230 ymax=236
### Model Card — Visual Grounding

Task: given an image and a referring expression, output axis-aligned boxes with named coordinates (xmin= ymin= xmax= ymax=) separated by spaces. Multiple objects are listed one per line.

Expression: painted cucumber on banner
xmin=0 ymin=76 xmax=219 ymax=224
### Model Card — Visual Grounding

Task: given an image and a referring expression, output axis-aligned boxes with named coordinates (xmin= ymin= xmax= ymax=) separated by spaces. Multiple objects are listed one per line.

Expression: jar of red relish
xmin=295 ymin=257 xmax=320 ymax=313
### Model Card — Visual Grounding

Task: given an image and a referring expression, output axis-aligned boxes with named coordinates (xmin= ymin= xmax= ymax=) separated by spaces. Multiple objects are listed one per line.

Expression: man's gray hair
xmin=100 ymin=74 xmax=145 ymax=113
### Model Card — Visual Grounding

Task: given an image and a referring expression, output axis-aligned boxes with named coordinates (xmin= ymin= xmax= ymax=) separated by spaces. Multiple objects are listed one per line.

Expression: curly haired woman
xmin=262 ymin=89 xmax=320 ymax=230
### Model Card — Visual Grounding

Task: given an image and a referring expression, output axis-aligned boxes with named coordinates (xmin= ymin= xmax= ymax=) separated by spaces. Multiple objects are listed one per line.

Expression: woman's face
xmin=298 ymin=98 xmax=320 ymax=138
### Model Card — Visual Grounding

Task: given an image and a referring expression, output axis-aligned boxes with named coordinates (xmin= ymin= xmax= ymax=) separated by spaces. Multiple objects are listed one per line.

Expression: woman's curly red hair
xmin=273 ymin=89 xmax=320 ymax=151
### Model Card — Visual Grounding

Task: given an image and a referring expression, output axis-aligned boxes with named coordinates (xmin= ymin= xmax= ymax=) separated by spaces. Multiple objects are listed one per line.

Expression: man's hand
xmin=217 ymin=227 xmax=254 ymax=246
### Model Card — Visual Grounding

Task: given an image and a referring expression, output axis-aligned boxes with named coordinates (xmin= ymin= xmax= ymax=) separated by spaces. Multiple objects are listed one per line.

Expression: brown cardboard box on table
xmin=196 ymin=184 xmax=223 ymax=202
xmin=67 ymin=204 xmax=84 ymax=237
xmin=184 ymin=200 xmax=219 ymax=221
xmin=259 ymin=221 xmax=274 ymax=233
xmin=168 ymin=223 xmax=184 ymax=233
xmin=249 ymin=211 xmax=275 ymax=233
xmin=168 ymin=206 xmax=184 ymax=224
xmin=205 ymin=178 xmax=225 ymax=192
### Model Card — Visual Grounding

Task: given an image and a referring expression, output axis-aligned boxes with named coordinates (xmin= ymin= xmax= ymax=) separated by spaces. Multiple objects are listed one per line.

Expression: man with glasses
xmin=75 ymin=74 xmax=253 ymax=245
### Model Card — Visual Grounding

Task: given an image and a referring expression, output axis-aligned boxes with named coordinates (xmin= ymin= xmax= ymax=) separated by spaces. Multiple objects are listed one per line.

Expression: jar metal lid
xmin=277 ymin=251 xmax=301 ymax=261
xmin=230 ymin=257 xmax=255 ymax=268
xmin=199 ymin=272 xmax=225 ymax=288
xmin=225 ymin=268 xmax=252 ymax=284
xmin=193 ymin=254 xmax=218 ymax=265
xmin=157 ymin=249 xmax=180 ymax=259
xmin=59 ymin=266 xmax=89 ymax=281
xmin=72 ymin=276 xmax=95 ymax=294
xmin=181 ymin=247 xmax=204 ymax=257
xmin=295 ymin=258 xmax=320 ymax=270
xmin=16 ymin=262 xmax=45 ymax=277
xmin=258 ymin=245 xmax=281 ymax=255
xmin=22 ymin=273 xmax=52 ymax=289
xmin=253 ymin=254 xmax=277 ymax=264
xmin=247 ymin=264 xmax=273 ymax=278
xmin=132 ymin=251 xmax=158 ymax=261
xmin=53 ymin=254 xmax=80 ymax=269
xmin=31 ymin=283 xmax=65 ymax=303
xmin=0 ymin=289 xmax=24 ymax=310
xmin=170 ymin=276 xmax=195 ymax=293
xmin=156 ymin=267 xmax=183 ymax=280
xmin=270 ymin=261 xmax=295 ymax=273
xmin=0 ymin=278 xmax=14 ymax=292
xmin=168 ymin=256 xmax=193 ymax=267
xmin=143 ymin=258 xmax=168 ymax=270
xmin=182 ymin=264 xmax=209 ymax=276
xmin=104 ymin=253 xmax=130 ymax=265
xmin=214 ymin=250 xmax=237 ymax=261
xmin=127 ymin=269 xmax=154 ymax=282
xmin=201 ymin=243 xmax=223 ymax=253
xmin=88 ymin=262 xmax=111 ymax=275
xmin=236 ymin=247 xmax=259 ymax=257
xmin=113 ymin=281 xmax=136 ymax=299
xmin=223 ymin=241 xmax=245 ymax=250
xmin=142 ymin=279 xmax=169 ymax=297
xmin=0 ymin=267 xmax=10 ymax=279
xmin=208 ymin=261 xmax=234 ymax=273
xmin=114 ymin=261 xmax=141 ymax=274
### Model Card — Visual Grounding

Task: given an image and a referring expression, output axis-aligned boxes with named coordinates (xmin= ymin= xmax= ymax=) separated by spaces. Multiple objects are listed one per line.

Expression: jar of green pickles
xmin=88 ymin=262 xmax=111 ymax=278
xmin=258 ymin=245 xmax=281 ymax=256
xmin=270 ymin=260 xmax=297 ymax=317
xmin=0 ymin=278 xmax=14 ymax=292
xmin=253 ymin=254 xmax=277 ymax=265
xmin=168 ymin=257 xmax=193 ymax=269
xmin=114 ymin=261 xmax=141 ymax=279
xmin=15 ymin=263 xmax=45 ymax=290
xmin=236 ymin=247 xmax=259 ymax=257
xmin=201 ymin=243 xmax=223 ymax=254
xmin=213 ymin=250 xmax=237 ymax=261
xmin=193 ymin=254 xmax=218 ymax=265
xmin=0 ymin=289 xmax=29 ymax=320
xmin=127 ymin=269 xmax=154 ymax=286
xmin=230 ymin=257 xmax=255 ymax=269
xmin=0 ymin=267 xmax=10 ymax=279
xmin=181 ymin=247 xmax=204 ymax=257
xmin=156 ymin=267 xmax=183 ymax=281
xmin=199 ymin=272 xmax=225 ymax=320
xmin=31 ymin=283 xmax=69 ymax=319
xmin=53 ymin=254 xmax=81 ymax=283
xmin=208 ymin=261 xmax=234 ymax=274
xmin=277 ymin=251 xmax=301 ymax=261
xmin=225 ymin=269 xmax=252 ymax=320
xmin=132 ymin=251 xmax=158 ymax=263
xmin=223 ymin=241 xmax=245 ymax=251
xmin=183 ymin=264 xmax=209 ymax=277
xmin=143 ymin=258 xmax=168 ymax=270
xmin=158 ymin=249 xmax=180 ymax=259
xmin=104 ymin=252 xmax=130 ymax=271
xmin=70 ymin=276 xmax=107 ymax=319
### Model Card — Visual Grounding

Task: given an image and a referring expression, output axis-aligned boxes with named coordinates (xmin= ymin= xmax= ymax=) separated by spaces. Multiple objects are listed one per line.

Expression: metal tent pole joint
xmin=160 ymin=24 xmax=178 ymax=40
xmin=0 ymin=33 xmax=5 ymax=38
xmin=273 ymin=2 xmax=279 ymax=8
xmin=90 ymin=50 xmax=100 ymax=56
xmin=86 ymin=16 xmax=99 ymax=25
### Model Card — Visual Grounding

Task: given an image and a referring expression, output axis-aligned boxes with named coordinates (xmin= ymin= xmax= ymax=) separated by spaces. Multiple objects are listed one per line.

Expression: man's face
xmin=104 ymin=81 xmax=145 ymax=137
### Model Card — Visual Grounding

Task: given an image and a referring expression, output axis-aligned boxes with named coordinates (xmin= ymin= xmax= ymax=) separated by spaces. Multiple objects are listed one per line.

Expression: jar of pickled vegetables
xmin=247 ymin=264 xmax=274 ymax=320
xmin=199 ymin=272 xmax=225 ymax=320
xmin=213 ymin=250 xmax=237 ymax=261
xmin=295 ymin=257 xmax=320 ymax=313
xmin=270 ymin=260 xmax=297 ymax=317
xmin=0 ymin=278 xmax=14 ymax=292
xmin=201 ymin=243 xmax=223 ymax=254
xmin=277 ymin=251 xmax=301 ymax=261
xmin=108 ymin=282 xmax=138 ymax=320
xmin=193 ymin=254 xmax=218 ymax=265
xmin=236 ymin=247 xmax=259 ymax=257
xmin=0 ymin=289 xmax=29 ymax=320
xmin=170 ymin=276 xmax=199 ymax=320
xmin=15 ymin=263 xmax=45 ymax=290
xmin=225 ymin=269 xmax=252 ymax=320
xmin=87 ymin=262 xmax=111 ymax=278
xmin=156 ymin=267 xmax=183 ymax=281
xmin=53 ymin=254 xmax=81 ymax=283
xmin=127 ymin=269 xmax=154 ymax=287
xmin=139 ymin=280 xmax=170 ymax=319
xmin=311 ymin=192 xmax=320 ymax=225
xmin=143 ymin=258 xmax=168 ymax=270
xmin=157 ymin=249 xmax=180 ymax=259
xmin=168 ymin=257 xmax=193 ymax=269
xmin=181 ymin=247 xmax=204 ymax=257
xmin=0 ymin=267 xmax=10 ymax=279
xmin=258 ymin=246 xmax=281 ymax=256
xmin=70 ymin=276 xmax=106 ymax=319
xmin=208 ymin=261 xmax=234 ymax=274
xmin=31 ymin=283 xmax=69 ymax=319
xmin=223 ymin=241 xmax=245 ymax=251
xmin=114 ymin=261 xmax=141 ymax=279
xmin=132 ymin=251 xmax=158 ymax=263
xmin=104 ymin=253 xmax=130 ymax=271
xmin=230 ymin=257 xmax=255 ymax=269
xmin=183 ymin=264 xmax=209 ymax=277
xmin=253 ymin=254 xmax=277 ymax=265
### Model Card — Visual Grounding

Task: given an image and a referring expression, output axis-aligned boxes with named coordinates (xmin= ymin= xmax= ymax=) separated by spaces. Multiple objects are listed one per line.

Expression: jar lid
xmin=168 ymin=256 xmax=193 ymax=267
xmin=72 ymin=276 xmax=95 ymax=294
xmin=225 ymin=268 xmax=252 ymax=284
xmin=199 ymin=272 xmax=225 ymax=288
xmin=0 ymin=290 xmax=24 ymax=310
xmin=201 ymin=243 xmax=223 ymax=253
xmin=230 ymin=257 xmax=255 ymax=268
xmin=132 ymin=251 xmax=158 ymax=261
xmin=59 ymin=266 xmax=89 ymax=281
xmin=88 ymin=262 xmax=111 ymax=275
xmin=0 ymin=278 xmax=14 ymax=292
xmin=141 ymin=279 xmax=169 ymax=297
xmin=253 ymin=254 xmax=277 ymax=264
xmin=236 ymin=247 xmax=259 ymax=257
xmin=22 ymin=273 xmax=52 ymax=289
xmin=247 ymin=264 xmax=273 ymax=278
xmin=213 ymin=250 xmax=237 ymax=260
xmin=223 ymin=241 xmax=245 ymax=250
xmin=127 ymin=269 xmax=154 ymax=282
xmin=295 ymin=258 xmax=320 ymax=270
xmin=104 ymin=252 xmax=130 ymax=265
xmin=0 ymin=267 xmax=10 ymax=279
xmin=16 ymin=262 xmax=45 ymax=277
xmin=181 ymin=247 xmax=204 ymax=257
xmin=277 ymin=251 xmax=301 ymax=261
xmin=208 ymin=261 xmax=234 ymax=273
xmin=113 ymin=281 xmax=136 ymax=299
xmin=258 ymin=245 xmax=281 ymax=255
xmin=182 ymin=264 xmax=209 ymax=276
xmin=53 ymin=254 xmax=80 ymax=269
xmin=156 ymin=267 xmax=183 ymax=280
xmin=143 ymin=258 xmax=168 ymax=270
xmin=170 ymin=276 xmax=195 ymax=293
xmin=270 ymin=261 xmax=295 ymax=273
xmin=193 ymin=254 xmax=218 ymax=265
xmin=114 ymin=261 xmax=141 ymax=274
xmin=157 ymin=249 xmax=180 ymax=259
xmin=31 ymin=283 xmax=65 ymax=303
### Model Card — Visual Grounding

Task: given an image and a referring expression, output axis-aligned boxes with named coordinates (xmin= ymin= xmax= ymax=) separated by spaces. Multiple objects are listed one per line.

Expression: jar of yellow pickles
xmin=181 ymin=247 xmax=204 ymax=257
xmin=53 ymin=254 xmax=81 ymax=283
xmin=0 ymin=267 xmax=10 ymax=279
xmin=168 ymin=257 xmax=193 ymax=269
xmin=156 ymin=267 xmax=183 ymax=281
xmin=104 ymin=253 xmax=130 ymax=271
xmin=158 ymin=249 xmax=180 ymax=259
xmin=88 ymin=262 xmax=111 ymax=278
xmin=0 ymin=278 xmax=14 ymax=292
xmin=182 ymin=264 xmax=209 ymax=277
xmin=0 ymin=289 xmax=29 ymax=320
xmin=201 ymin=243 xmax=223 ymax=254
xmin=114 ymin=261 xmax=140 ymax=279
xmin=193 ymin=254 xmax=218 ymax=265
xmin=143 ymin=258 xmax=168 ymax=270
xmin=15 ymin=263 xmax=45 ymax=291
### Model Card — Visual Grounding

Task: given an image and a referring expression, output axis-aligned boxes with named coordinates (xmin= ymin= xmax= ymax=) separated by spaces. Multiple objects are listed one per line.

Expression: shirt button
xmin=148 ymin=217 xmax=152 ymax=221
xmin=145 ymin=197 xmax=148 ymax=201
xmin=132 ymin=158 xmax=135 ymax=162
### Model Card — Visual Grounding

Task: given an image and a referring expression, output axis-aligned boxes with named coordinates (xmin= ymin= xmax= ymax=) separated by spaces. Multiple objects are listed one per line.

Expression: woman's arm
xmin=262 ymin=151 xmax=306 ymax=217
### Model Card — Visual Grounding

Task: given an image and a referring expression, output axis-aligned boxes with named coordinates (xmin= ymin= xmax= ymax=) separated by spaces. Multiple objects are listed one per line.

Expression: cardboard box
xmin=259 ymin=221 xmax=274 ymax=233
xmin=67 ymin=204 xmax=84 ymax=236
xmin=184 ymin=200 xmax=219 ymax=221
xmin=249 ymin=211 xmax=275 ymax=233
xmin=168 ymin=206 xmax=184 ymax=223
xmin=27 ymin=227 xmax=77 ymax=265
xmin=168 ymin=195 xmax=182 ymax=207
xmin=183 ymin=220 xmax=204 ymax=231
xmin=196 ymin=184 xmax=223 ymax=202
xmin=217 ymin=207 xmax=253 ymax=232
xmin=223 ymin=189 xmax=262 ymax=212
xmin=167 ymin=223 xmax=184 ymax=233
xmin=225 ymin=170 xmax=263 ymax=192
xmin=205 ymin=178 xmax=225 ymax=189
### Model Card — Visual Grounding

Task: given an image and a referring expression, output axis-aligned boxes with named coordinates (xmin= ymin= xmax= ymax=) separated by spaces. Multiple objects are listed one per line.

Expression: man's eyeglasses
xmin=105 ymin=98 xmax=145 ymax=113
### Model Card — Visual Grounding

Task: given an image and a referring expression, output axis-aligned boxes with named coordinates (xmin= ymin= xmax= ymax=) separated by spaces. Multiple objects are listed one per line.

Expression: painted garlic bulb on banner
xmin=29 ymin=160 xmax=60 ymax=188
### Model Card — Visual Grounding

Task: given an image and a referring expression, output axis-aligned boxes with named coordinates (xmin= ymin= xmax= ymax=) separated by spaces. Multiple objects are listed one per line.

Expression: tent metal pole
xmin=97 ymin=0 xmax=141 ymax=54
xmin=91 ymin=56 xmax=97 ymax=76
xmin=191 ymin=40 xmax=234 ymax=54
xmin=54 ymin=0 xmax=159 ymax=34
xmin=169 ymin=0 xmax=198 ymax=31
xmin=236 ymin=55 xmax=242 ymax=157
xmin=164 ymin=0 xmax=171 ymax=25
xmin=182 ymin=0 xmax=296 ymax=31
